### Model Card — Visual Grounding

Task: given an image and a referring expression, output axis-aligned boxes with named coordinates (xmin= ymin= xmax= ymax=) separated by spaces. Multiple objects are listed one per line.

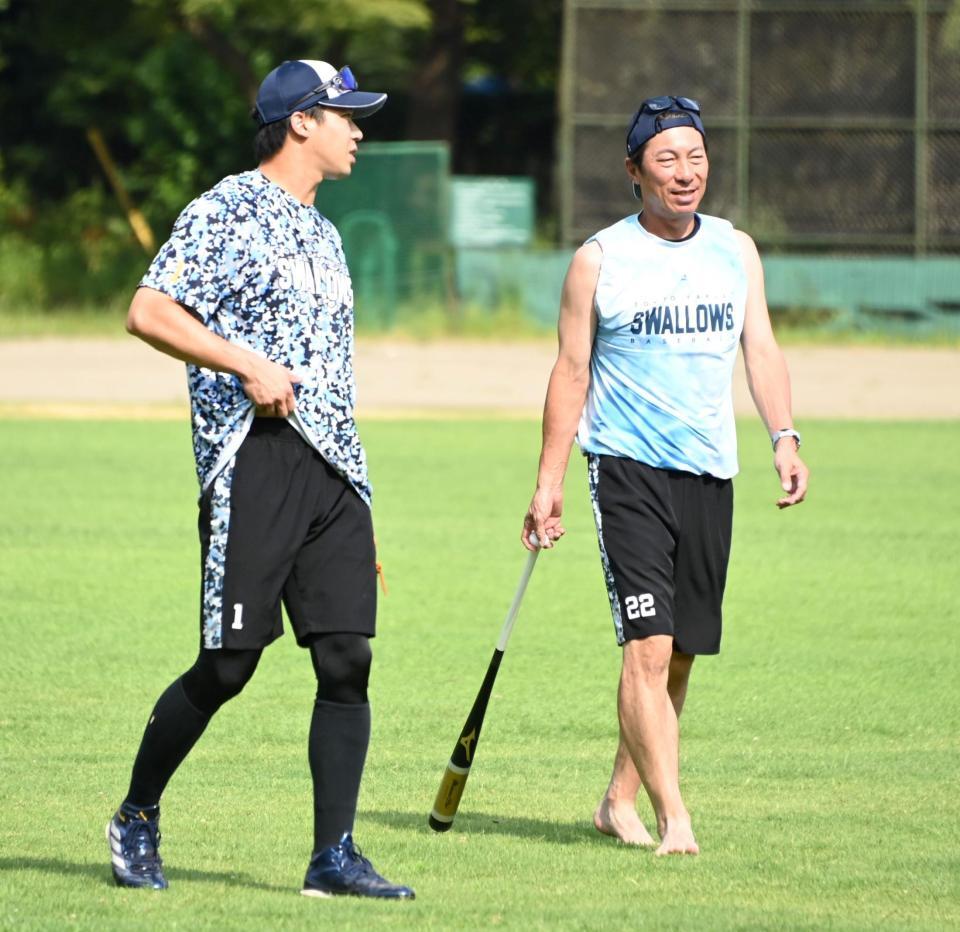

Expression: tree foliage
xmin=0 ymin=0 xmax=560 ymax=309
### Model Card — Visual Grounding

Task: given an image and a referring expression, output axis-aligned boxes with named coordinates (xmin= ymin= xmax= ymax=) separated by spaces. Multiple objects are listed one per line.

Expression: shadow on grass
xmin=0 ymin=857 xmax=289 ymax=893
xmin=364 ymin=809 xmax=630 ymax=848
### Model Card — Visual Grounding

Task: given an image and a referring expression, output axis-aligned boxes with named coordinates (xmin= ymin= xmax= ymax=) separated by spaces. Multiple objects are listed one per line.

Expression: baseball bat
xmin=428 ymin=536 xmax=541 ymax=832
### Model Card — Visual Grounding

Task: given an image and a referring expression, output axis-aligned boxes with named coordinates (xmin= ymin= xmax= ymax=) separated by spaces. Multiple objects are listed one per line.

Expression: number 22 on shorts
xmin=624 ymin=594 xmax=656 ymax=620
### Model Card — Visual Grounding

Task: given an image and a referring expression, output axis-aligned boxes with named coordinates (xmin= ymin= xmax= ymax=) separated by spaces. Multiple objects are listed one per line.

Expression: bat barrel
xmin=426 ymin=654 xmax=499 ymax=833
xmin=429 ymin=760 xmax=470 ymax=832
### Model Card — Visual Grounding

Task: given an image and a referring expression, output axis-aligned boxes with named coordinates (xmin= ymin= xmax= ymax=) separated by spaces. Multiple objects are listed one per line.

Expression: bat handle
xmin=495 ymin=545 xmax=539 ymax=652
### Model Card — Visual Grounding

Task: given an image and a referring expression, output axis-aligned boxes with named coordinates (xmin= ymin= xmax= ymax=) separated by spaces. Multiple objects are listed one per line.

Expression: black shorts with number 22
xmin=587 ymin=453 xmax=733 ymax=655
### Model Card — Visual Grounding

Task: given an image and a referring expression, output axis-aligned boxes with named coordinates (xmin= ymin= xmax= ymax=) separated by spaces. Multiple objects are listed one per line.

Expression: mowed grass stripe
xmin=1 ymin=420 xmax=957 ymax=930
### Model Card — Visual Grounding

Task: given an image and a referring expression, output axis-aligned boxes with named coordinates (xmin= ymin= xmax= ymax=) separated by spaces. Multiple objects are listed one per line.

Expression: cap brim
xmin=316 ymin=91 xmax=387 ymax=118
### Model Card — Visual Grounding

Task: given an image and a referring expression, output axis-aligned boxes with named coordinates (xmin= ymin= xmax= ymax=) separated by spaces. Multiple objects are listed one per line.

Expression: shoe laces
xmin=340 ymin=840 xmax=378 ymax=882
xmin=123 ymin=817 xmax=163 ymax=869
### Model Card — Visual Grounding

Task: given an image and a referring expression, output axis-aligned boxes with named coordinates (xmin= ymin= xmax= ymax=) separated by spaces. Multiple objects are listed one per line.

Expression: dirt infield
xmin=0 ymin=337 xmax=957 ymax=419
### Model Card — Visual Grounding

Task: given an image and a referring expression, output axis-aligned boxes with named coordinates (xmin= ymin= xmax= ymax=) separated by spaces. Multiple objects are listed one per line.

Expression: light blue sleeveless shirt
xmin=577 ymin=212 xmax=748 ymax=478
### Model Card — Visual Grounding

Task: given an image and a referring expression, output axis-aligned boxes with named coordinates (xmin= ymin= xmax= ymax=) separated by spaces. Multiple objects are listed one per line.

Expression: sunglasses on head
xmin=640 ymin=95 xmax=701 ymax=115
xmin=290 ymin=66 xmax=359 ymax=109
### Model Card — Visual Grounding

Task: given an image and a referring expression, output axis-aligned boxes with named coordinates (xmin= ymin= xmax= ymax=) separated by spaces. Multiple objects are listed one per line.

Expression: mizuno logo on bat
xmin=460 ymin=728 xmax=477 ymax=762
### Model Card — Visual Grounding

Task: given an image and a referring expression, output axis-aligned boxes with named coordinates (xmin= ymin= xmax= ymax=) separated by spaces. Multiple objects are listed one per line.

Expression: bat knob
xmin=428 ymin=815 xmax=453 ymax=833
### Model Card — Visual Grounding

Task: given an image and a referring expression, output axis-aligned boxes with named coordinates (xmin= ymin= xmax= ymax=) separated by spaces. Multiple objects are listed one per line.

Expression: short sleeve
xmin=139 ymin=195 xmax=248 ymax=324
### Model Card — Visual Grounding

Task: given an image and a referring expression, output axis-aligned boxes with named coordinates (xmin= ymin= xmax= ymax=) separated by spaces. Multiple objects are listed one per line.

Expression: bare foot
xmin=593 ymin=799 xmax=656 ymax=846
xmin=654 ymin=817 xmax=700 ymax=856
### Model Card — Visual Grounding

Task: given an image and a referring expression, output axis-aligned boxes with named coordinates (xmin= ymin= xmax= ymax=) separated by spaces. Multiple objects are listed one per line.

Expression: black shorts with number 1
xmin=587 ymin=453 xmax=733 ymax=655
xmin=198 ymin=418 xmax=376 ymax=651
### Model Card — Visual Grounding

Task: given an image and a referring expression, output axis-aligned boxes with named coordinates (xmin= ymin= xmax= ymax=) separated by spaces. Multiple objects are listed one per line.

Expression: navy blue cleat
xmin=106 ymin=806 xmax=168 ymax=890
xmin=301 ymin=833 xmax=414 ymax=899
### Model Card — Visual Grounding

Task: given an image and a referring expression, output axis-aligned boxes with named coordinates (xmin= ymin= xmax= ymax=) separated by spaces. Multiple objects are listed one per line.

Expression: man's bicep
xmin=127 ymin=286 xmax=205 ymax=339
xmin=556 ymin=243 xmax=600 ymax=371
xmin=132 ymin=286 xmax=200 ymax=320
xmin=735 ymin=230 xmax=776 ymax=352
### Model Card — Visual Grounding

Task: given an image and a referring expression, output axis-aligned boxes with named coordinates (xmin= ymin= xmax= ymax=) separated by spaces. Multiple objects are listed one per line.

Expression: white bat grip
xmin=495 ymin=545 xmax=540 ymax=652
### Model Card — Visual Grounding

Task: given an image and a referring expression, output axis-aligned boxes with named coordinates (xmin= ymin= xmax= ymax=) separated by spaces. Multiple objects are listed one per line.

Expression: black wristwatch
xmin=770 ymin=428 xmax=801 ymax=451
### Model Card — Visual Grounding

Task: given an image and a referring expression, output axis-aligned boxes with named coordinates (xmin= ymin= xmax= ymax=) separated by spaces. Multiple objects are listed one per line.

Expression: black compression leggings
xmin=308 ymin=632 xmax=372 ymax=704
xmin=125 ymin=633 xmax=372 ymax=808
xmin=180 ymin=632 xmax=372 ymax=714
xmin=179 ymin=646 xmax=262 ymax=714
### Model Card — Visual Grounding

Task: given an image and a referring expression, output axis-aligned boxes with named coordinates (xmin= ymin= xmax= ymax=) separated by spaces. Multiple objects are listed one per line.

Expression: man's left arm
xmin=736 ymin=230 xmax=810 ymax=509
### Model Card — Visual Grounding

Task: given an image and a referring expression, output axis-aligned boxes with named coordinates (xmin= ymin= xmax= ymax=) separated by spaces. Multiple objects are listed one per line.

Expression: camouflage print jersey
xmin=140 ymin=169 xmax=370 ymax=506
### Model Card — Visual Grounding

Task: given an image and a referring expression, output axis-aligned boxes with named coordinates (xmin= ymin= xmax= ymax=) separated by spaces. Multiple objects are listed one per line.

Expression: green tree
xmin=0 ymin=0 xmax=433 ymax=308
xmin=0 ymin=0 xmax=564 ymax=310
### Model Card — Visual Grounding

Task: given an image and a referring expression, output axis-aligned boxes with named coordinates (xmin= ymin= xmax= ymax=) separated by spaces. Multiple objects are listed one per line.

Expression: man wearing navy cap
xmin=522 ymin=97 xmax=808 ymax=855
xmin=106 ymin=59 xmax=414 ymax=899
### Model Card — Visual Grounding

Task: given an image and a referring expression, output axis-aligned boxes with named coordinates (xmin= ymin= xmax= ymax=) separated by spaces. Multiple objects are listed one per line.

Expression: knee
xmin=623 ymin=636 xmax=673 ymax=686
xmin=206 ymin=664 xmax=255 ymax=701
xmin=310 ymin=633 xmax=372 ymax=705
xmin=182 ymin=649 xmax=261 ymax=714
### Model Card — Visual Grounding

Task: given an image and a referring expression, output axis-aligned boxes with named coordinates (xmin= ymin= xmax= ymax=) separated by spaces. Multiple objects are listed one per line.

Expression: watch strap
xmin=771 ymin=428 xmax=801 ymax=451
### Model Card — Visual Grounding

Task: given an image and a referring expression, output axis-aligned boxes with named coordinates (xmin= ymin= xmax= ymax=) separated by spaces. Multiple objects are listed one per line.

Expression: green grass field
xmin=1 ymin=418 xmax=958 ymax=930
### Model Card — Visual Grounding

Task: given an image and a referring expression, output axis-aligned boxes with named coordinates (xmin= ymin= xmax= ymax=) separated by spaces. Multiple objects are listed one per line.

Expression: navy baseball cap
xmin=253 ymin=60 xmax=387 ymax=126
xmin=626 ymin=96 xmax=706 ymax=199
xmin=626 ymin=96 xmax=705 ymax=159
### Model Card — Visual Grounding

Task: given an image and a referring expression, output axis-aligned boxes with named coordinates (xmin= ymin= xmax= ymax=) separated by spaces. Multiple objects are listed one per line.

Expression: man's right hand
xmin=522 ymin=487 xmax=566 ymax=551
xmin=125 ymin=290 xmax=303 ymax=418
xmin=238 ymin=353 xmax=302 ymax=417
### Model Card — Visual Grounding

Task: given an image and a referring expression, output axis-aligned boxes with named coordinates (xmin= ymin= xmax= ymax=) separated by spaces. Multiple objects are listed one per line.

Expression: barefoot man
xmin=522 ymin=96 xmax=808 ymax=855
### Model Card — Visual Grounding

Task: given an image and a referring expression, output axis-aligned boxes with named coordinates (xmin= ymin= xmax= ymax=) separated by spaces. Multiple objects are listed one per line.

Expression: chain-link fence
xmin=560 ymin=0 xmax=960 ymax=253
